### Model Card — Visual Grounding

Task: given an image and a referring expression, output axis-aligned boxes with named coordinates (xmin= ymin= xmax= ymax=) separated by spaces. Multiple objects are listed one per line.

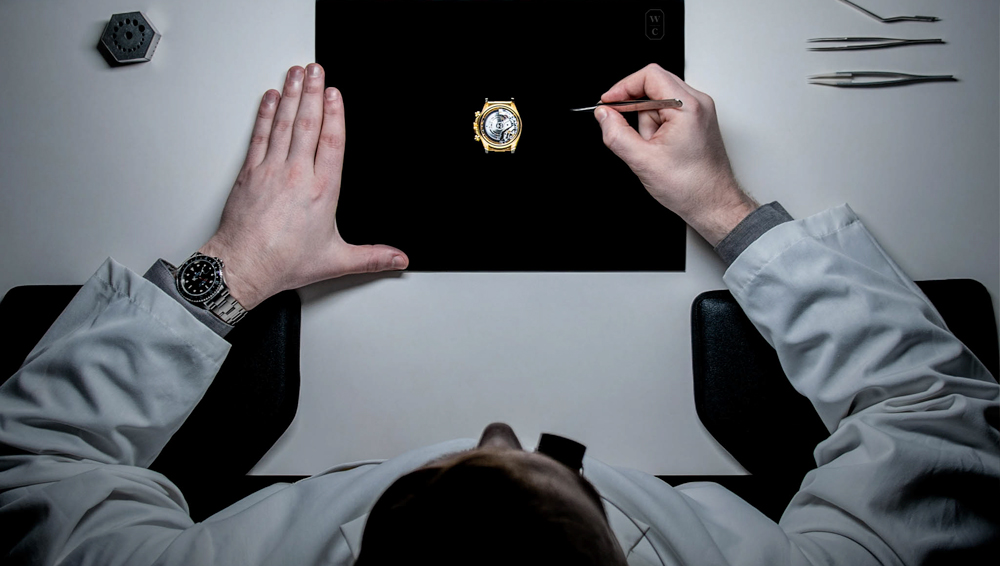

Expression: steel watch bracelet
xmin=203 ymin=285 xmax=248 ymax=325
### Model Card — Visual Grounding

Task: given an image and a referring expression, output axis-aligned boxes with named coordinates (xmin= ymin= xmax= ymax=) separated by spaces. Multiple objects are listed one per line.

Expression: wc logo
xmin=645 ymin=9 xmax=664 ymax=40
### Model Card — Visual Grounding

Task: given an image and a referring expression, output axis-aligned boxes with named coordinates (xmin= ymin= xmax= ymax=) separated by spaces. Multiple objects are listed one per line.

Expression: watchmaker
xmin=0 ymin=63 xmax=996 ymax=565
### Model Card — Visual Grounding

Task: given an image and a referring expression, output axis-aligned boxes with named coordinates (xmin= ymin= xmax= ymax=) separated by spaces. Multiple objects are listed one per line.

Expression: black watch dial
xmin=177 ymin=256 xmax=222 ymax=303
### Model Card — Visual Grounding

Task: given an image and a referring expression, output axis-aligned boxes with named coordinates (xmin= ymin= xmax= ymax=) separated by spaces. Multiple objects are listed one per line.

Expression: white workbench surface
xmin=1 ymin=1 xmax=996 ymax=475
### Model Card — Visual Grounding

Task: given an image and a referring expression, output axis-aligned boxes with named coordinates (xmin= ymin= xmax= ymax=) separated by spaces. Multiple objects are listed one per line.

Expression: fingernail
xmin=264 ymin=91 xmax=278 ymax=105
xmin=291 ymin=67 xmax=304 ymax=82
xmin=392 ymin=255 xmax=407 ymax=269
xmin=308 ymin=64 xmax=322 ymax=78
xmin=595 ymin=107 xmax=607 ymax=122
xmin=326 ymin=87 xmax=339 ymax=101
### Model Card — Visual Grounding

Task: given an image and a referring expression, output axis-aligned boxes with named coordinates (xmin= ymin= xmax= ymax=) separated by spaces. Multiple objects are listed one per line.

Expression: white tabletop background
xmin=1 ymin=0 xmax=997 ymax=475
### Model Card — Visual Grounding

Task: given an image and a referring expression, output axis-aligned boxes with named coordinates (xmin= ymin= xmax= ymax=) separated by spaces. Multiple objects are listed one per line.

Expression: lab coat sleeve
xmin=0 ymin=258 xmax=231 ymax=564
xmin=713 ymin=204 xmax=999 ymax=565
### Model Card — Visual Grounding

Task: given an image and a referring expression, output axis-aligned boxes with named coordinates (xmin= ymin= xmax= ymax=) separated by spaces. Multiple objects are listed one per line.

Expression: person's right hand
xmin=595 ymin=64 xmax=757 ymax=246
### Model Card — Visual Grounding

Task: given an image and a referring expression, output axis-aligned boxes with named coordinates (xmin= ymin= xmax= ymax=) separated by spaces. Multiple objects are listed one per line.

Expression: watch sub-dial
xmin=482 ymin=108 xmax=519 ymax=144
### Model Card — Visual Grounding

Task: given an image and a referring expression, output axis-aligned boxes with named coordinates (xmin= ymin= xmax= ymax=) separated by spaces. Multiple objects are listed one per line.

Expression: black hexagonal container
xmin=99 ymin=11 xmax=160 ymax=65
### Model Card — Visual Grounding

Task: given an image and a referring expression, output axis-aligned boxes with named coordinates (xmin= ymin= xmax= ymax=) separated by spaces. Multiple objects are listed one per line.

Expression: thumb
xmin=337 ymin=244 xmax=409 ymax=275
xmin=595 ymin=106 xmax=648 ymax=167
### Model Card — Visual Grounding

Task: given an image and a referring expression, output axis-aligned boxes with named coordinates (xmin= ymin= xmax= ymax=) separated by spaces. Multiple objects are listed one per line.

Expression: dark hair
xmin=355 ymin=450 xmax=626 ymax=565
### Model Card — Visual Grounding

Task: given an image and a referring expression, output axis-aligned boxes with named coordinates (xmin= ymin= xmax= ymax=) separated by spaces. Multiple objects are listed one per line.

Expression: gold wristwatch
xmin=473 ymin=98 xmax=521 ymax=153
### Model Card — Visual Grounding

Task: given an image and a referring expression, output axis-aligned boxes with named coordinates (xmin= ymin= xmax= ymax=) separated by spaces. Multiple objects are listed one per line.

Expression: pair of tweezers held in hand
xmin=570 ymin=99 xmax=683 ymax=112
xmin=809 ymin=71 xmax=956 ymax=87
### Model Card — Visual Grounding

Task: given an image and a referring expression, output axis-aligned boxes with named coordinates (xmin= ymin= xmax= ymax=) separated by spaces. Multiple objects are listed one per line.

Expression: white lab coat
xmin=0 ymin=204 xmax=996 ymax=565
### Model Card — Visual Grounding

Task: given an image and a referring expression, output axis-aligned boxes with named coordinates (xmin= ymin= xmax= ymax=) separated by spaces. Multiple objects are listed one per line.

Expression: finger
xmin=638 ymin=109 xmax=660 ymax=140
xmin=288 ymin=63 xmax=326 ymax=162
xmin=266 ymin=66 xmax=305 ymax=161
xmin=315 ymin=87 xmax=346 ymax=182
xmin=243 ymin=90 xmax=279 ymax=169
xmin=595 ymin=107 xmax=650 ymax=167
xmin=601 ymin=63 xmax=692 ymax=104
xmin=334 ymin=243 xmax=409 ymax=276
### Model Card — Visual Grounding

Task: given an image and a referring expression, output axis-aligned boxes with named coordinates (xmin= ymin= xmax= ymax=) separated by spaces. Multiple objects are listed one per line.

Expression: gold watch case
xmin=473 ymin=98 xmax=521 ymax=153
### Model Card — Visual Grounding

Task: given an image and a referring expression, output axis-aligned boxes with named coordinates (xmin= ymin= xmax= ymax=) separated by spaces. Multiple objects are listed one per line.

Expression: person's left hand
xmin=199 ymin=63 xmax=408 ymax=310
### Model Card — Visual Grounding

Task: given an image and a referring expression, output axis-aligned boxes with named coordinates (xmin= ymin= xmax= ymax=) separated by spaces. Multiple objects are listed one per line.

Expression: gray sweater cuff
xmin=714 ymin=202 xmax=793 ymax=266
xmin=143 ymin=260 xmax=234 ymax=338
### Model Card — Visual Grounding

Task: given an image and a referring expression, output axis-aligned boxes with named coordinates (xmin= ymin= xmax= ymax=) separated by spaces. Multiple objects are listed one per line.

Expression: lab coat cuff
xmin=143 ymin=260 xmax=234 ymax=338
xmin=106 ymin=257 xmax=231 ymax=362
xmin=722 ymin=204 xmax=861 ymax=298
xmin=714 ymin=201 xmax=793 ymax=266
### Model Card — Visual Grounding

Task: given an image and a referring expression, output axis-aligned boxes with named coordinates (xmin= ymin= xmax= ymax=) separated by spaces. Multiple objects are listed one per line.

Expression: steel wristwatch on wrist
xmin=173 ymin=252 xmax=248 ymax=325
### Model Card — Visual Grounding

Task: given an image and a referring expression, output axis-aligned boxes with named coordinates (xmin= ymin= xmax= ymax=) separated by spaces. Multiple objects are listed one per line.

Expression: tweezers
xmin=836 ymin=0 xmax=938 ymax=23
xmin=809 ymin=71 xmax=957 ymax=87
xmin=808 ymin=37 xmax=944 ymax=51
xmin=570 ymin=99 xmax=683 ymax=112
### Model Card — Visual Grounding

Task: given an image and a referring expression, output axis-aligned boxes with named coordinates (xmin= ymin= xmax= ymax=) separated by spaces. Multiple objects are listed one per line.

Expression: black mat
xmin=317 ymin=0 xmax=686 ymax=271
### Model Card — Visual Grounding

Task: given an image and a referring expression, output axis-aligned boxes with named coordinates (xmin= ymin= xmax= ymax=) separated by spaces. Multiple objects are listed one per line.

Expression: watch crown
xmin=475 ymin=111 xmax=481 ymax=117
xmin=474 ymin=135 xmax=480 ymax=141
